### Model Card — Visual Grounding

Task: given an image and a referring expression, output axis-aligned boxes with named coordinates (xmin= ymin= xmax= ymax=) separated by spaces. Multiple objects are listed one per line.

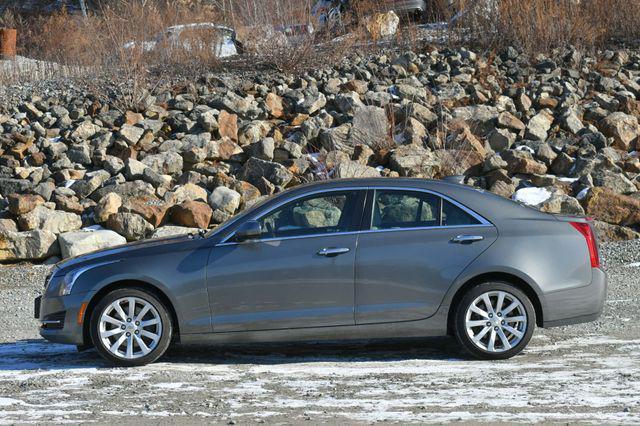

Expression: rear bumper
xmin=542 ymin=268 xmax=607 ymax=328
xmin=37 ymin=291 xmax=92 ymax=346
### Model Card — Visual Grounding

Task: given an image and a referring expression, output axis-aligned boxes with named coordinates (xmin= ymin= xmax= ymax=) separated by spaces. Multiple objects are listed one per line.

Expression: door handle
xmin=450 ymin=235 xmax=484 ymax=244
xmin=317 ymin=247 xmax=350 ymax=257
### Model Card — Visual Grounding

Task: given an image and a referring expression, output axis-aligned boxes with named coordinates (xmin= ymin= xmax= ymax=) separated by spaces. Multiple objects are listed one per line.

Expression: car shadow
xmin=0 ymin=336 xmax=467 ymax=371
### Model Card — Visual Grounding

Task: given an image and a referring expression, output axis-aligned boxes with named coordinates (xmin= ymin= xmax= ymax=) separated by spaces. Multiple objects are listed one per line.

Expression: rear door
xmin=355 ymin=188 xmax=498 ymax=325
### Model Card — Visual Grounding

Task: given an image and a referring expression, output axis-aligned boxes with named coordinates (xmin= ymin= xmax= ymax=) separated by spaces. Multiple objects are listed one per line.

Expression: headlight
xmin=59 ymin=269 xmax=84 ymax=296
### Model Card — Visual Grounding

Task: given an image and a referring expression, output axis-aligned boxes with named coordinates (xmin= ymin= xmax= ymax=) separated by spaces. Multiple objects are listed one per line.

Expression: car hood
xmin=54 ymin=234 xmax=195 ymax=276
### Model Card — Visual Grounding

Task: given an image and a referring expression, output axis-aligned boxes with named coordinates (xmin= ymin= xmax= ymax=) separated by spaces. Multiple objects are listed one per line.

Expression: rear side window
xmin=372 ymin=190 xmax=440 ymax=230
xmin=442 ymin=200 xmax=481 ymax=227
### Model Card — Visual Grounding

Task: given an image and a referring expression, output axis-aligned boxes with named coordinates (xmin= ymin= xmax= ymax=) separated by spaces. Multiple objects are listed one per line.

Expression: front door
xmin=207 ymin=190 xmax=365 ymax=332
xmin=355 ymin=189 xmax=498 ymax=325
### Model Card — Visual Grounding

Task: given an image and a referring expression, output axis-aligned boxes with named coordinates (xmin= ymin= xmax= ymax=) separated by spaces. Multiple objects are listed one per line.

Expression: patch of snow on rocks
xmin=513 ymin=187 xmax=551 ymax=206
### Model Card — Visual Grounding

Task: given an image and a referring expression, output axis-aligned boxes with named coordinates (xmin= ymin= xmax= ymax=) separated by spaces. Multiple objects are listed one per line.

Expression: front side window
xmin=372 ymin=190 xmax=440 ymax=230
xmin=257 ymin=191 xmax=361 ymax=239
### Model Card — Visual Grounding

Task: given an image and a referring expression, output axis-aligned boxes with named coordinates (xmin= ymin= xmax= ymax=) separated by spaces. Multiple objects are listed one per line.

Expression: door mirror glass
xmin=234 ymin=220 xmax=262 ymax=242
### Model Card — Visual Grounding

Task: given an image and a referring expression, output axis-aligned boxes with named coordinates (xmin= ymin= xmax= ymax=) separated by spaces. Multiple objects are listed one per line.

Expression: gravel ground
xmin=0 ymin=242 xmax=638 ymax=424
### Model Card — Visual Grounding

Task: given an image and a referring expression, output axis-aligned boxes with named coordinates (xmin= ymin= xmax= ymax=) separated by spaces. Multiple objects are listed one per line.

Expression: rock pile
xmin=2 ymin=45 xmax=640 ymax=262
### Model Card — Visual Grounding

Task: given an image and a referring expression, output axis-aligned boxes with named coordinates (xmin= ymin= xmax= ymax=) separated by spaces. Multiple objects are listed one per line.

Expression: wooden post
xmin=0 ymin=28 xmax=17 ymax=60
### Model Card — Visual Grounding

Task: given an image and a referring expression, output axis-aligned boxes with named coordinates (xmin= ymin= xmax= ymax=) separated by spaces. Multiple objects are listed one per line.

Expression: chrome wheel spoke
xmin=134 ymin=305 xmax=150 ymax=323
xmin=505 ymin=316 xmax=526 ymax=323
xmin=466 ymin=319 xmax=488 ymax=328
xmin=140 ymin=330 xmax=159 ymax=341
xmin=487 ymin=329 xmax=497 ymax=352
xmin=134 ymin=335 xmax=151 ymax=355
xmin=141 ymin=318 xmax=160 ymax=327
xmin=496 ymin=292 xmax=505 ymax=313
xmin=482 ymin=294 xmax=494 ymax=314
xmin=469 ymin=305 xmax=489 ymax=318
xmin=110 ymin=334 xmax=127 ymax=353
xmin=127 ymin=298 xmax=136 ymax=319
xmin=497 ymin=328 xmax=512 ymax=350
xmin=101 ymin=328 xmax=123 ymax=339
xmin=113 ymin=302 xmax=127 ymax=321
xmin=502 ymin=301 xmax=519 ymax=315
xmin=503 ymin=324 xmax=524 ymax=339
xmin=473 ymin=326 xmax=491 ymax=343
xmin=125 ymin=335 xmax=134 ymax=358
xmin=103 ymin=315 xmax=123 ymax=327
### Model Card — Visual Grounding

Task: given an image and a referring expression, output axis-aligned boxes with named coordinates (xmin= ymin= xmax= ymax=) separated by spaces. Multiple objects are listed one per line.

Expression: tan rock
xmin=94 ymin=193 xmax=122 ymax=223
xmin=583 ymin=187 xmax=640 ymax=226
xmin=218 ymin=110 xmax=238 ymax=142
xmin=265 ymin=93 xmax=284 ymax=118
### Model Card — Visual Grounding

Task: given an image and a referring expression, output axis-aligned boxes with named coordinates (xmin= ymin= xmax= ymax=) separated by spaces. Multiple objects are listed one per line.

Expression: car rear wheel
xmin=454 ymin=282 xmax=535 ymax=360
xmin=90 ymin=288 xmax=172 ymax=367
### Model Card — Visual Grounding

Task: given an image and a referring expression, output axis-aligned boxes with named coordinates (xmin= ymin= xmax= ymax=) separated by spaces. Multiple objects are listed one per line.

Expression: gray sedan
xmin=35 ymin=179 xmax=607 ymax=366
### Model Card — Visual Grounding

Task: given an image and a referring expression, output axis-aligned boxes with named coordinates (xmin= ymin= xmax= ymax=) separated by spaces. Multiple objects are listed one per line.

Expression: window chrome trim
xmin=217 ymin=185 xmax=493 ymax=246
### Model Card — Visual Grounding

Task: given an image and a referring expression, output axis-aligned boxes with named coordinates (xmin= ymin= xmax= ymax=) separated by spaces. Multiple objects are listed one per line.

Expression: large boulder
xmin=170 ymin=201 xmax=213 ymax=229
xmin=106 ymin=212 xmax=154 ymax=241
xmin=94 ymin=193 xmax=122 ymax=223
xmin=208 ymin=186 xmax=241 ymax=215
xmin=241 ymin=158 xmax=294 ymax=188
xmin=141 ymin=152 xmax=184 ymax=175
xmin=166 ymin=183 xmax=209 ymax=204
xmin=120 ymin=196 xmax=171 ymax=228
xmin=501 ymin=149 xmax=548 ymax=175
xmin=0 ymin=230 xmax=59 ymax=262
xmin=598 ymin=112 xmax=640 ymax=151
xmin=525 ymin=110 xmax=554 ymax=141
xmin=18 ymin=206 xmax=82 ymax=234
xmin=582 ymin=187 xmax=640 ymax=226
xmin=7 ymin=194 xmax=45 ymax=215
xmin=58 ymin=229 xmax=127 ymax=259
xmin=389 ymin=145 xmax=440 ymax=178
xmin=333 ymin=160 xmax=381 ymax=179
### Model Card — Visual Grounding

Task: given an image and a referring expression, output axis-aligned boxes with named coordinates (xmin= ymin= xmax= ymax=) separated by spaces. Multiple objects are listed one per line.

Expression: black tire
xmin=453 ymin=282 xmax=536 ymax=360
xmin=90 ymin=288 xmax=173 ymax=367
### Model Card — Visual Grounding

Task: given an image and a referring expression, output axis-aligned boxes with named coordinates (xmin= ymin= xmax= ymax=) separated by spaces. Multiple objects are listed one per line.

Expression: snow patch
xmin=576 ymin=187 xmax=590 ymax=200
xmin=513 ymin=187 xmax=551 ymax=206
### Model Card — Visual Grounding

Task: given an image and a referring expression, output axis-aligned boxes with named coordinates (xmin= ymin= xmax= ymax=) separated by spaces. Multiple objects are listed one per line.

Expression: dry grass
xmin=445 ymin=0 xmax=640 ymax=54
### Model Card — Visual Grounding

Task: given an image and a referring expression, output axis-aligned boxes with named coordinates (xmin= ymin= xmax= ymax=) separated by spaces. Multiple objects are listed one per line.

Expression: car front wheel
xmin=90 ymin=288 xmax=172 ymax=366
xmin=454 ymin=282 xmax=536 ymax=360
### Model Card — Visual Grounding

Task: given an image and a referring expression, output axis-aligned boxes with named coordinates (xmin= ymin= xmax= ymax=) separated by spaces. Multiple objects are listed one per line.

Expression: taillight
xmin=570 ymin=222 xmax=600 ymax=268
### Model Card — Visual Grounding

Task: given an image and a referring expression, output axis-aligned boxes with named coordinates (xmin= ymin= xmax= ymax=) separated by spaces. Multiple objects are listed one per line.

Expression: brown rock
xmin=28 ymin=151 xmax=46 ymax=166
xmin=583 ymin=187 xmax=640 ymax=226
xmin=121 ymin=196 xmax=170 ymax=228
xmin=501 ymin=149 xmax=548 ymax=175
xmin=54 ymin=194 xmax=85 ymax=215
xmin=593 ymin=220 xmax=640 ymax=242
xmin=496 ymin=111 xmax=526 ymax=132
xmin=218 ymin=110 xmax=238 ymax=142
xmin=265 ymin=93 xmax=284 ymax=118
xmin=8 ymin=194 xmax=45 ymax=215
xmin=124 ymin=111 xmax=144 ymax=125
xmin=171 ymin=201 xmax=213 ymax=229
xmin=446 ymin=126 xmax=487 ymax=157
xmin=217 ymin=137 xmax=244 ymax=160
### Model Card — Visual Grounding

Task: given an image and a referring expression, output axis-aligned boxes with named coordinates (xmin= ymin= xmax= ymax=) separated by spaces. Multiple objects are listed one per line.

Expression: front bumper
xmin=36 ymin=291 xmax=92 ymax=346
xmin=542 ymin=268 xmax=607 ymax=328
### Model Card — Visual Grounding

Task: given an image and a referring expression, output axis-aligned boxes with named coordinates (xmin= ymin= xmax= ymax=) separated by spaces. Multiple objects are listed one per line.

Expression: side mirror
xmin=234 ymin=220 xmax=262 ymax=242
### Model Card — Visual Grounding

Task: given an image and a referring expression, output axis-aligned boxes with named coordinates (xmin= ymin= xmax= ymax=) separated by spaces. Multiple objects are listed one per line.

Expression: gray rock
xmin=119 ymin=124 xmax=145 ymax=145
xmin=0 ymin=230 xmax=59 ymax=261
xmin=389 ymin=145 xmax=440 ymax=178
xmin=124 ymin=159 xmax=148 ymax=180
xmin=208 ymin=186 xmax=241 ymax=215
xmin=141 ymin=152 xmax=184 ymax=175
xmin=241 ymin=158 xmax=294 ymax=188
xmin=107 ymin=212 xmax=154 ymax=241
xmin=58 ymin=229 xmax=127 ymax=259
xmin=488 ymin=128 xmax=516 ymax=152
xmin=18 ymin=206 xmax=82 ymax=234
xmin=525 ymin=111 xmax=554 ymax=141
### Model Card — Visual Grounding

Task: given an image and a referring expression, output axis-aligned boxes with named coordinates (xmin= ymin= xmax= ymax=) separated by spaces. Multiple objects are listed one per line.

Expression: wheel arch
xmin=446 ymin=272 xmax=544 ymax=334
xmin=82 ymin=280 xmax=181 ymax=347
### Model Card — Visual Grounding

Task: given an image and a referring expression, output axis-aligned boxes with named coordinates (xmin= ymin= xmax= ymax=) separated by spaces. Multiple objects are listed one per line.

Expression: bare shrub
xmin=447 ymin=0 xmax=640 ymax=54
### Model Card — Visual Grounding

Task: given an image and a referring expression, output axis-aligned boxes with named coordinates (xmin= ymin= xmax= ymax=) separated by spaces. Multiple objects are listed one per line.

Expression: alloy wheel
xmin=98 ymin=297 xmax=163 ymax=359
xmin=464 ymin=290 xmax=528 ymax=353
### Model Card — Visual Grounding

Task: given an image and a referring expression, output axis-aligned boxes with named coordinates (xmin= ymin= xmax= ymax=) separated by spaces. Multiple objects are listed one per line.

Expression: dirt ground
xmin=0 ymin=242 xmax=638 ymax=424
